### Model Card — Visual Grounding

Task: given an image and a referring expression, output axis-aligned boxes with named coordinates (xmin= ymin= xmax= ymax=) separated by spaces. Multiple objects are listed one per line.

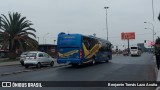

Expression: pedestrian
xmin=155 ymin=48 xmax=160 ymax=70
xmin=155 ymin=37 xmax=160 ymax=70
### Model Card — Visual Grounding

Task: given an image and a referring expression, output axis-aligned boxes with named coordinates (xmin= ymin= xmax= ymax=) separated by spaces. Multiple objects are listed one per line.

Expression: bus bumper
xmin=57 ymin=59 xmax=82 ymax=64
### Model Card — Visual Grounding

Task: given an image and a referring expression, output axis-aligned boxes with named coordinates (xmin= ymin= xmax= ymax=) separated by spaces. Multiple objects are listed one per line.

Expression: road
xmin=0 ymin=53 xmax=157 ymax=90
xmin=0 ymin=60 xmax=67 ymax=76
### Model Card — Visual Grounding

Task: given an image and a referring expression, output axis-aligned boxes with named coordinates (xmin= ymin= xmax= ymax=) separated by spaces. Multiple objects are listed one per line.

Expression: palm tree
xmin=0 ymin=12 xmax=38 ymax=59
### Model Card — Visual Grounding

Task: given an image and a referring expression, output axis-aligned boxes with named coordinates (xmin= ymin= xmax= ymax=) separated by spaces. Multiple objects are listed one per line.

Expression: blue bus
xmin=57 ymin=32 xmax=112 ymax=66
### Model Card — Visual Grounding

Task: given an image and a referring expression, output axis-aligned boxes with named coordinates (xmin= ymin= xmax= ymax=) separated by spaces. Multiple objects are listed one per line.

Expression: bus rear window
xmin=59 ymin=40 xmax=80 ymax=47
xmin=58 ymin=35 xmax=81 ymax=47
xmin=131 ymin=47 xmax=138 ymax=49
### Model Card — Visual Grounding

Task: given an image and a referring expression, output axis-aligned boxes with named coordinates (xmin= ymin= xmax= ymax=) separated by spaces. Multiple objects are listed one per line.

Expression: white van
xmin=130 ymin=46 xmax=142 ymax=56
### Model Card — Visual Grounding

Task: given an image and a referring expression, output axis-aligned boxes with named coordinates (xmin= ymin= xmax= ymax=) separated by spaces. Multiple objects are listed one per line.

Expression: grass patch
xmin=0 ymin=58 xmax=19 ymax=63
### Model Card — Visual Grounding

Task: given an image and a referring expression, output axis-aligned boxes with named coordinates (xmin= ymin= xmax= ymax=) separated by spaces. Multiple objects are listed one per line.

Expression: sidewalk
xmin=157 ymin=71 xmax=160 ymax=81
xmin=154 ymin=55 xmax=160 ymax=81
xmin=156 ymin=71 xmax=160 ymax=90
xmin=0 ymin=58 xmax=66 ymax=67
xmin=155 ymin=55 xmax=160 ymax=90
xmin=0 ymin=61 xmax=20 ymax=67
xmin=0 ymin=57 xmax=20 ymax=67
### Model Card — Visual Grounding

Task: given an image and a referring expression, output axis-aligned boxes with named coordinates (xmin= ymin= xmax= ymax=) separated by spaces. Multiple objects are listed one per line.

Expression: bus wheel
xmin=105 ymin=60 xmax=109 ymax=63
xmin=71 ymin=64 xmax=78 ymax=67
xmin=105 ymin=56 xmax=109 ymax=63
xmin=25 ymin=65 xmax=29 ymax=68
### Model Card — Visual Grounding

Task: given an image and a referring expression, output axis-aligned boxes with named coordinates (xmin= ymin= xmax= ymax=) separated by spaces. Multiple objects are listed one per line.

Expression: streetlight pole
xmin=104 ymin=6 xmax=109 ymax=41
xmin=54 ymin=40 xmax=56 ymax=58
xmin=144 ymin=28 xmax=154 ymax=42
xmin=54 ymin=40 xmax=56 ymax=45
xmin=152 ymin=0 xmax=154 ymax=21
xmin=43 ymin=33 xmax=49 ymax=44
xmin=144 ymin=27 xmax=155 ymax=53
xmin=144 ymin=22 xmax=155 ymax=42
xmin=37 ymin=37 xmax=39 ymax=44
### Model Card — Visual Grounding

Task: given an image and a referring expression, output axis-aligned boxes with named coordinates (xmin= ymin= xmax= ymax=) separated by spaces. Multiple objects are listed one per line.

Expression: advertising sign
xmin=148 ymin=41 xmax=155 ymax=47
xmin=121 ymin=32 xmax=135 ymax=40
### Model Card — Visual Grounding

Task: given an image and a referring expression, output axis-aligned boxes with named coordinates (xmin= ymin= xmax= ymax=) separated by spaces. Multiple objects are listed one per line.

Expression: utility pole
xmin=104 ymin=6 xmax=109 ymax=40
xmin=152 ymin=0 xmax=154 ymax=21
xmin=125 ymin=35 xmax=130 ymax=54
xmin=37 ymin=37 xmax=39 ymax=44
xmin=127 ymin=37 xmax=130 ymax=54
xmin=54 ymin=40 xmax=56 ymax=58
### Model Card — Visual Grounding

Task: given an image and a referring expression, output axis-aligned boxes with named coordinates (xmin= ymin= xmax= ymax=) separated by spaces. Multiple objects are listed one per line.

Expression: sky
xmin=0 ymin=0 xmax=160 ymax=49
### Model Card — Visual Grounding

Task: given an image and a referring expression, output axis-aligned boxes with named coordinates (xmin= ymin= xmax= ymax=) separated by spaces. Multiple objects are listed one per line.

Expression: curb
xmin=153 ymin=56 xmax=158 ymax=80
xmin=154 ymin=55 xmax=160 ymax=90
xmin=0 ymin=63 xmax=20 ymax=67
xmin=0 ymin=64 xmax=69 ymax=76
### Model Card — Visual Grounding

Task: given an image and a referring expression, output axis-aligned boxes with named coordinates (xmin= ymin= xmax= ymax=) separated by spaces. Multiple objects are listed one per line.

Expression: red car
xmin=123 ymin=51 xmax=129 ymax=56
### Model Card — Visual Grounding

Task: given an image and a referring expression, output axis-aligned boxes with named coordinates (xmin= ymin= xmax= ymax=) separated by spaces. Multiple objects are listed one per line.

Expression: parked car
xmin=24 ymin=51 xmax=54 ymax=68
xmin=123 ymin=50 xmax=129 ymax=56
xmin=0 ymin=50 xmax=9 ymax=58
xmin=20 ymin=52 xmax=28 ymax=66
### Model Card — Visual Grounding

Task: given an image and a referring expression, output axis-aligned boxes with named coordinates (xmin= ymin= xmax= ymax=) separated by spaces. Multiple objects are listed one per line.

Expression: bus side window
xmin=83 ymin=39 xmax=90 ymax=50
xmin=83 ymin=37 xmax=98 ymax=50
xmin=99 ymin=46 xmax=105 ymax=51
xmin=88 ymin=38 xmax=98 ymax=49
xmin=88 ymin=39 xmax=93 ymax=50
xmin=107 ymin=44 xmax=112 ymax=51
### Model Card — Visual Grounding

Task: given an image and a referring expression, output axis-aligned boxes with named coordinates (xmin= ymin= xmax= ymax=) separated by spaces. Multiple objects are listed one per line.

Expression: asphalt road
xmin=0 ymin=53 xmax=157 ymax=90
xmin=0 ymin=60 xmax=66 ymax=75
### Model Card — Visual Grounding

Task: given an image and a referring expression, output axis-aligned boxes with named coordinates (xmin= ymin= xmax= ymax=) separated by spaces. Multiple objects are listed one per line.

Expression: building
xmin=137 ymin=43 xmax=146 ymax=52
xmin=38 ymin=44 xmax=57 ymax=58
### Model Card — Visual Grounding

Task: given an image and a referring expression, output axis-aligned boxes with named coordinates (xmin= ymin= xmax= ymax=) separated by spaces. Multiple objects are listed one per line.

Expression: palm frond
xmin=0 ymin=12 xmax=37 ymax=52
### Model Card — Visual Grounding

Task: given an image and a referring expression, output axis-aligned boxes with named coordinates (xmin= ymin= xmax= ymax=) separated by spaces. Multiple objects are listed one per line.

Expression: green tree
xmin=0 ymin=12 xmax=38 ymax=59
xmin=156 ymin=37 xmax=160 ymax=44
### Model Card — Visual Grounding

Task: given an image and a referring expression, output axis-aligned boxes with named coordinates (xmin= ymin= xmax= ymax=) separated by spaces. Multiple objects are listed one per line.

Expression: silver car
xmin=20 ymin=52 xmax=28 ymax=66
xmin=24 ymin=51 xmax=54 ymax=68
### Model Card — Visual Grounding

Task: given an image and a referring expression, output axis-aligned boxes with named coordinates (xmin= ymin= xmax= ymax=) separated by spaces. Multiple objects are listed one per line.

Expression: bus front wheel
xmin=105 ymin=56 xmax=110 ymax=63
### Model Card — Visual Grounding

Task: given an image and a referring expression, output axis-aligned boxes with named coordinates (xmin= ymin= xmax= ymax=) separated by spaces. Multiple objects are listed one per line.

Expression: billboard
xmin=121 ymin=32 xmax=135 ymax=40
xmin=148 ymin=41 xmax=155 ymax=47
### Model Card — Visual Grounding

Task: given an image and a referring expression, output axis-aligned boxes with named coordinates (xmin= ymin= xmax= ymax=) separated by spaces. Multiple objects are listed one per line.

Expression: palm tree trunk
xmin=8 ymin=39 xmax=17 ymax=59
